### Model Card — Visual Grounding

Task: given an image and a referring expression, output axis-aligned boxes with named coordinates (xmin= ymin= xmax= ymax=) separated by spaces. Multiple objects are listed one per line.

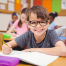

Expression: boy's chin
xmin=34 ymin=33 xmax=43 ymax=37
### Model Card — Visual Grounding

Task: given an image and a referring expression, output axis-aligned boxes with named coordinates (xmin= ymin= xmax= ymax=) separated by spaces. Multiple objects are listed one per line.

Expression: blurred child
xmin=7 ymin=12 xmax=18 ymax=30
xmin=6 ymin=8 xmax=29 ymax=37
xmin=48 ymin=12 xmax=59 ymax=30
xmin=48 ymin=12 xmax=66 ymax=37
xmin=2 ymin=5 xmax=66 ymax=57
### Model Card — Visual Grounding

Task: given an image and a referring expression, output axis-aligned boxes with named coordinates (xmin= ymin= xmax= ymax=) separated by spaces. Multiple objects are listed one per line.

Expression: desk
xmin=17 ymin=63 xmax=33 ymax=66
xmin=0 ymin=49 xmax=66 ymax=66
xmin=17 ymin=57 xmax=66 ymax=66
xmin=0 ymin=50 xmax=34 ymax=66
xmin=0 ymin=30 xmax=16 ymax=33
xmin=0 ymin=30 xmax=7 ymax=32
xmin=47 ymin=57 xmax=66 ymax=66
xmin=4 ymin=38 xmax=14 ymax=41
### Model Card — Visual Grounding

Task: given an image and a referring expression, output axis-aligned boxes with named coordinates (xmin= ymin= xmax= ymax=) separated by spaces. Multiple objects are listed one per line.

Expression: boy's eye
xmin=31 ymin=22 xmax=37 ymax=24
xmin=41 ymin=22 xmax=46 ymax=23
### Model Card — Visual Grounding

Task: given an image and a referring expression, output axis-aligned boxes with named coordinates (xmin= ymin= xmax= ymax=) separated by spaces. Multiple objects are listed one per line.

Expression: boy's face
xmin=28 ymin=13 xmax=49 ymax=36
xmin=12 ymin=15 xmax=18 ymax=22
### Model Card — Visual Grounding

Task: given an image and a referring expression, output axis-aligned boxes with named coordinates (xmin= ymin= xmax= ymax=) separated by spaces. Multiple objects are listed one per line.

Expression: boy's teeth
xmin=36 ymin=29 xmax=42 ymax=31
xmin=37 ymin=30 xmax=41 ymax=31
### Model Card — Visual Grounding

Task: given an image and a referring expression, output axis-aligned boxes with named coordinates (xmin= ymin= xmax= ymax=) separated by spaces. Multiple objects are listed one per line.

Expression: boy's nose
xmin=37 ymin=23 xmax=41 ymax=27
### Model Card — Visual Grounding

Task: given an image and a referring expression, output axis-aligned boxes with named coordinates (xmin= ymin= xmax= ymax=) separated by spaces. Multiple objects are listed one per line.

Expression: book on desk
xmin=0 ymin=50 xmax=59 ymax=66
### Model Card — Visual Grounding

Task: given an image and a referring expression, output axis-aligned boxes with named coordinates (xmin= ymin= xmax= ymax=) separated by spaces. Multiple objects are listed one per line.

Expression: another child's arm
xmin=55 ymin=25 xmax=62 ymax=29
xmin=6 ymin=25 xmax=17 ymax=37
xmin=2 ymin=40 xmax=18 ymax=54
xmin=6 ymin=20 xmax=19 ymax=37
xmin=7 ymin=24 xmax=10 ymax=30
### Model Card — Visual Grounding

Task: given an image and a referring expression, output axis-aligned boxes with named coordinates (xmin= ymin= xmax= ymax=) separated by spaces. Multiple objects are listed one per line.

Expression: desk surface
xmin=0 ymin=30 xmax=16 ymax=33
xmin=4 ymin=38 xmax=14 ymax=41
xmin=0 ymin=30 xmax=7 ymax=32
xmin=2 ymin=37 xmax=66 ymax=66
xmin=0 ymin=50 xmax=66 ymax=66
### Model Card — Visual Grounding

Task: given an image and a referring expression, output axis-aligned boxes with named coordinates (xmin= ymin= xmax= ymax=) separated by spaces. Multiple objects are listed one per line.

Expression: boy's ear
xmin=47 ymin=23 xmax=49 ymax=27
xmin=48 ymin=20 xmax=50 ymax=24
xmin=47 ymin=20 xmax=50 ymax=27
xmin=27 ymin=21 xmax=29 ymax=26
xmin=27 ymin=21 xmax=30 ymax=28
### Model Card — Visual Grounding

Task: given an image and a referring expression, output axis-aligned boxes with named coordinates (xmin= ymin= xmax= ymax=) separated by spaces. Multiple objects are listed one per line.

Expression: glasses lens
xmin=30 ymin=21 xmax=37 ymax=26
xmin=29 ymin=20 xmax=47 ymax=26
xmin=40 ymin=21 xmax=46 ymax=26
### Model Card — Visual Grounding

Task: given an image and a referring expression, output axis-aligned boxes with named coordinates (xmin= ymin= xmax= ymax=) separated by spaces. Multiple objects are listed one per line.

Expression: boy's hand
xmin=2 ymin=44 xmax=12 ymax=55
xmin=22 ymin=48 xmax=39 ymax=52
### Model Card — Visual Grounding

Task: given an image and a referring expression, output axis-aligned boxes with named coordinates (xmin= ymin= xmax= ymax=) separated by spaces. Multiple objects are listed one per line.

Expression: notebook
xmin=0 ymin=50 xmax=59 ymax=66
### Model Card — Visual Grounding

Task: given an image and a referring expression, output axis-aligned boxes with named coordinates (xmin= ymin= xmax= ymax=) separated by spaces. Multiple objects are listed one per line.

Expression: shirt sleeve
xmin=54 ymin=22 xmax=57 ymax=26
xmin=14 ymin=31 xmax=29 ymax=49
xmin=13 ymin=20 xmax=19 ymax=29
xmin=48 ymin=22 xmax=57 ymax=30
xmin=50 ymin=30 xmax=61 ymax=47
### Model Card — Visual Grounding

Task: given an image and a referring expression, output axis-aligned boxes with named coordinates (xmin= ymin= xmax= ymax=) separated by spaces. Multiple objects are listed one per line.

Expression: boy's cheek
xmin=27 ymin=22 xmax=30 ymax=26
xmin=47 ymin=24 xmax=49 ymax=27
xmin=47 ymin=23 xmax=49 ymax=27
xmin=28 ymin=25 xmax=31 ymax=29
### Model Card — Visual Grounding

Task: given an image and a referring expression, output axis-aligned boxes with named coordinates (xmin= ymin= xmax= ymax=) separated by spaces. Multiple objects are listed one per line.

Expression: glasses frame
xmin=28 ymin=20 xmax=48 ymax=27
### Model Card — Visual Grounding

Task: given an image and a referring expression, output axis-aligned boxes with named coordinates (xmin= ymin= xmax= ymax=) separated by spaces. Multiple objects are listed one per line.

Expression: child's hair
xmin=27 ymin=5 xmax=49 ymax=21
xmin=18 ymin=8 xmax=29 ymax=27
xmin=49 ymin=12 xmax=58 ymax=19
xmin=12 ymin=12 xmax=18 ymax=18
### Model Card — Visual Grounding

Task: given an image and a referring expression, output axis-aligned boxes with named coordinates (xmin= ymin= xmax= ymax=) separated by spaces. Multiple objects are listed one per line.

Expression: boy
xmin=2 ymin=5 xmax=66 ymax=56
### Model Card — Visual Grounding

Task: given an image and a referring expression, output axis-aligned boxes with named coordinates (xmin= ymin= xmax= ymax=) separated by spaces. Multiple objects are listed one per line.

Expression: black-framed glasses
xmin=28 ymin=20 xmax=48 ymax=27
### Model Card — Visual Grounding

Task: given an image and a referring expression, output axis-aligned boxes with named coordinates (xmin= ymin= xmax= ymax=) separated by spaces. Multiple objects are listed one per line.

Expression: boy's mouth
xmin=35 ymin=29 xmax=43 ymax=31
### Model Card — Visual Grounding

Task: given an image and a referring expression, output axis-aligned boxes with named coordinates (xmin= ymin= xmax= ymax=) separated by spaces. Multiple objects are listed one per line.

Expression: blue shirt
xmin=15 ymin=29 xmax=60 ymax=49
xmin=48 ymin=21 xmax=57 ymax=30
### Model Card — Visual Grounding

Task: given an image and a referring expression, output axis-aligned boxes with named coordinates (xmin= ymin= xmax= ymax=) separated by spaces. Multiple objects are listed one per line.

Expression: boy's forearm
xmin=37 ymin=47 xmax=66 ymax=56
xmin=6 ymin=40 xmax=18 ymax=48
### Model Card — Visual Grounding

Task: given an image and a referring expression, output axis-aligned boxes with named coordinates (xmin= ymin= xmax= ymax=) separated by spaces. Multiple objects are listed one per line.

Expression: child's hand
xmin=22 ymin=48 xmax=39 ymax=52
xmin=11 ymin=33 xmax=17 ymax=37
xmin=2 ymin=44 xmax=12 ymax=55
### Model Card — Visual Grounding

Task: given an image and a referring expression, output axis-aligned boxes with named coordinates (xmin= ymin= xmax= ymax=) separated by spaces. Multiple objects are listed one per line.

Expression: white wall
xmin=54 ymin=16 xmax=66 ymax=27
xmin=0 ymin=0 xmax=66 ymax=30
xmin=0 ymin=13 xmax=66 ymax=30
xmin=0 ymin=13 xmax=20 ymax=30
xmin=0 ymin=13 xmax=12 ymax=30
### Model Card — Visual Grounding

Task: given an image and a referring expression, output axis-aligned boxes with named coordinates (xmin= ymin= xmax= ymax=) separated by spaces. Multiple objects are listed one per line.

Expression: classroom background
xmin=0 ymin=0 xmax=66 ymax=30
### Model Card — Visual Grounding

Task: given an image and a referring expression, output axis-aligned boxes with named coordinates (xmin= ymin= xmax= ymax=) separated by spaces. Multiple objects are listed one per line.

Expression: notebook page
xmin=11 ymin=35 xmax=20 ymax=38
xmin=0 ymin=50 xmax=59 ymax=66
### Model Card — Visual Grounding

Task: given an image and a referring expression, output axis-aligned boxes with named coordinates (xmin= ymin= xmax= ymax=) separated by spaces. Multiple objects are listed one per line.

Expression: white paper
xmin=11 ymin=35 xmax=20 ymax=38
xmin=23 ymin=0 xmax=27 ymax=3
xmin=9 ymin=0 xmax=15 ymax=2
xmin=1 ymin=4 xmax=5 ymax=10
xmin=21 ymin=0 xmax=24 ymax=4
xmin=0 ymin=50 xmax=59 ymax=66
xmin=23 ymin=3 xmax=28 ymax=8
xmin=61 ymin=0 xmax=66 ymax=9
xmin=8 ymin=2 xmax=14 ymax=11
xmin=0 ymin=0 xmax=7 ymax=4
xmin=21 ymin=0 xmax=27 ymax=4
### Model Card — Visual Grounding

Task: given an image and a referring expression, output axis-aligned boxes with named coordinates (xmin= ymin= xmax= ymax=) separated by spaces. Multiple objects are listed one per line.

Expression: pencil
xmin=10 ymin=28 xmax=15 ymax=34
xmin=0 ymin=37 xmax=8 ymax=46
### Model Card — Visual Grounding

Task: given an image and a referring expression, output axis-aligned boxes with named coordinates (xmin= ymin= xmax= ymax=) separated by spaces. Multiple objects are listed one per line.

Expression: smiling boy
xmin=2 ymin=5 xmax=66 ymax=56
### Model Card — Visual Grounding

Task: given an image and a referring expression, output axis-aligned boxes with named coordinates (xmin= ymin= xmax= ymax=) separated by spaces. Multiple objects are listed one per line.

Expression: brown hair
xmin=27 ymin=5 xmax=49 ymax=21
xmin=18 ymin=8 xmax=29 ymax=27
